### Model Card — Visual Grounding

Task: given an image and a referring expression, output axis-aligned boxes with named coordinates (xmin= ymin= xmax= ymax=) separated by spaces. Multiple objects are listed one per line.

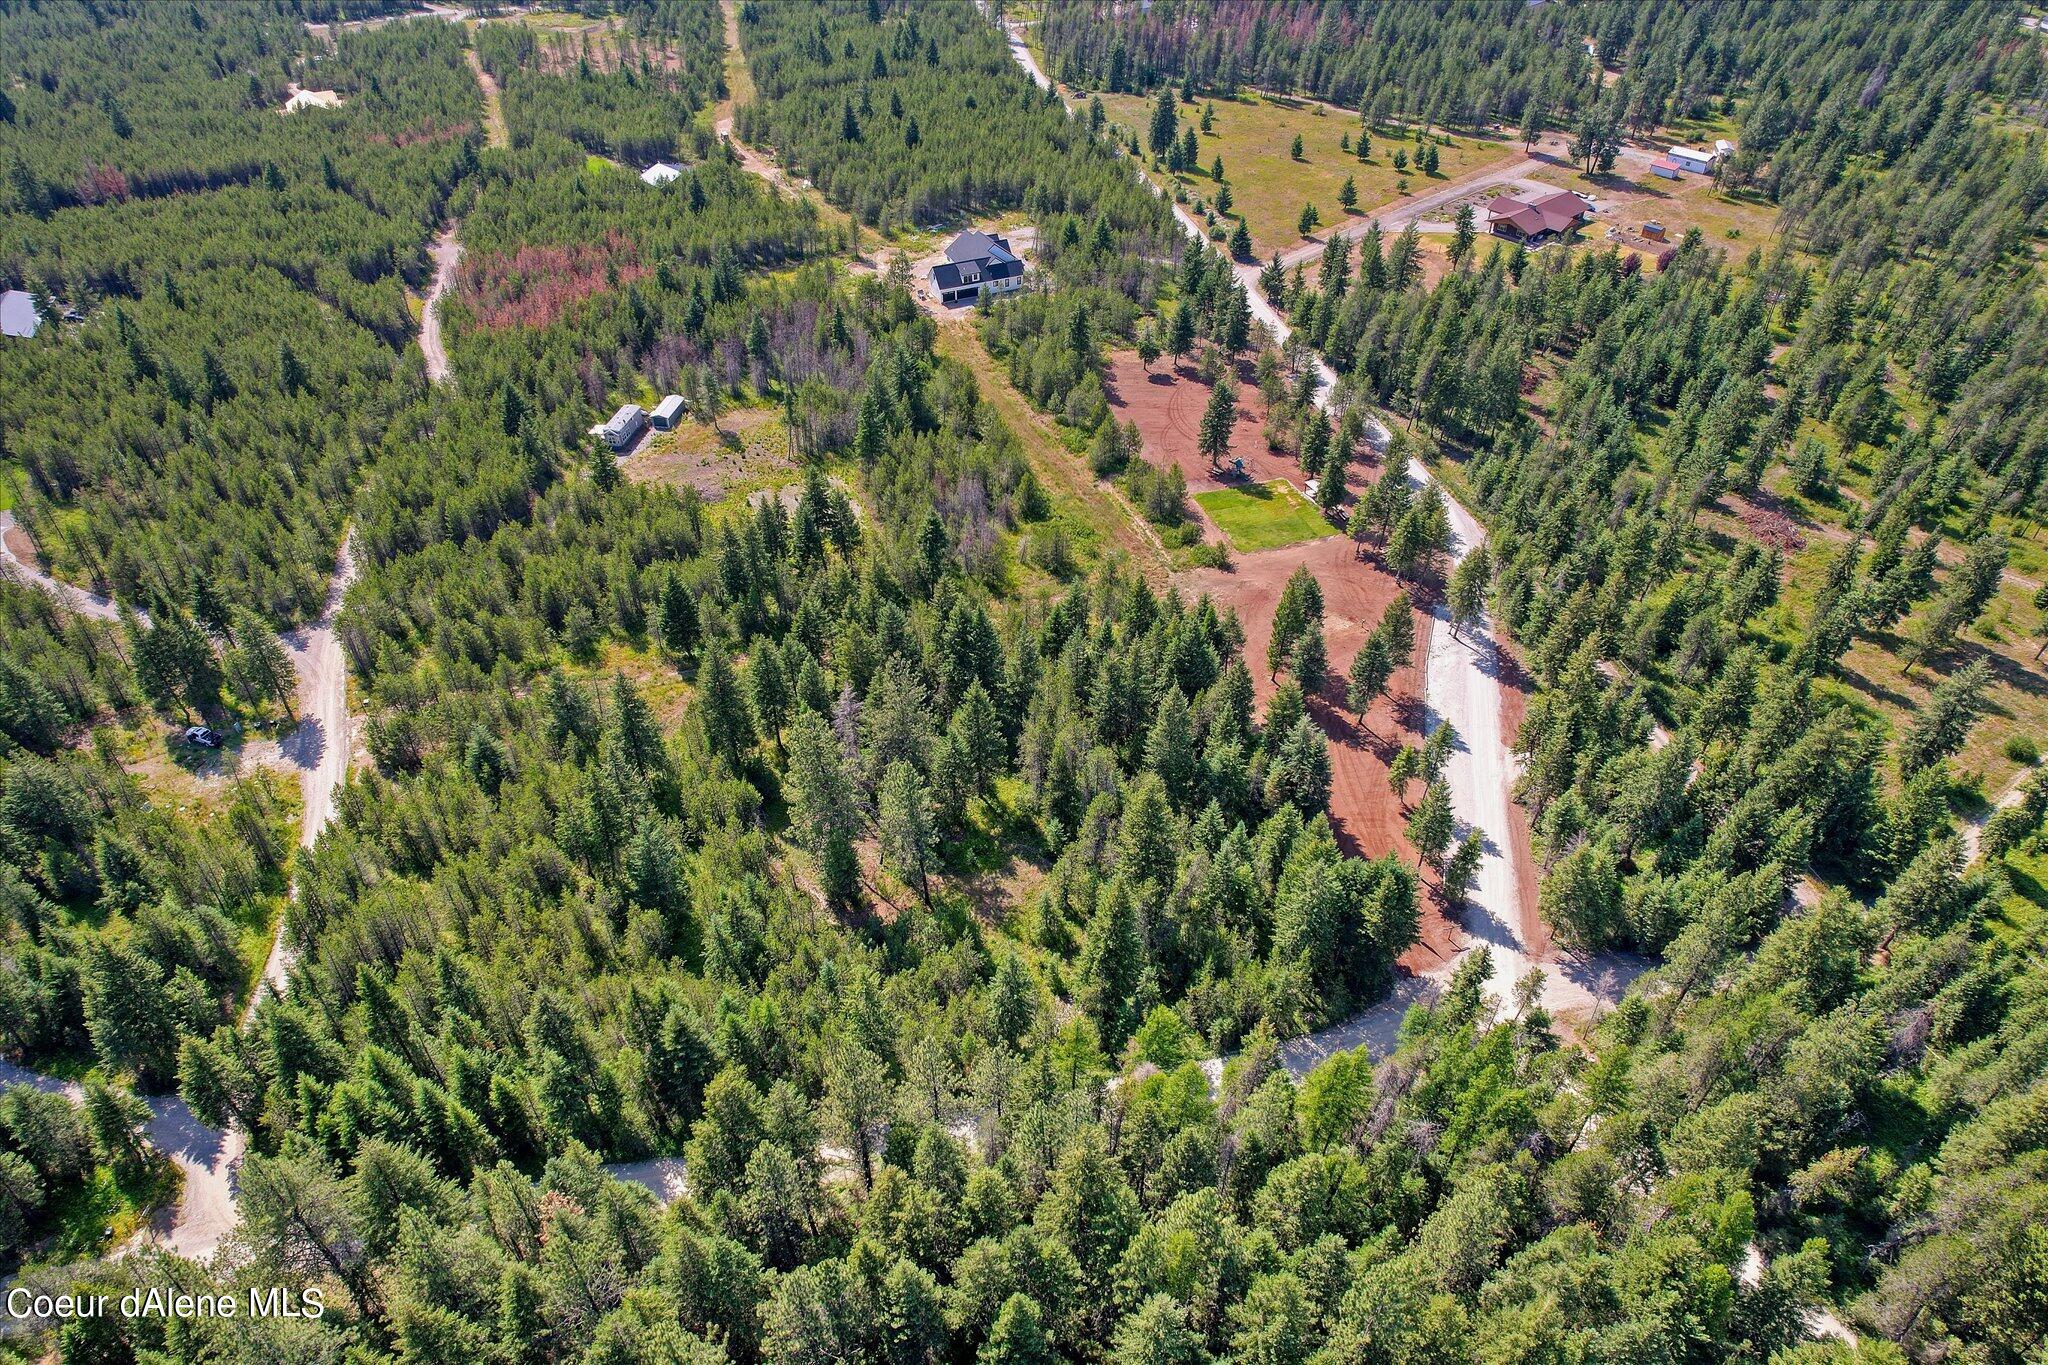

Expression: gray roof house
xmin=929 ymin=231 xmax=1024 ymax=304
xmin=591 ymin=403 xmax=646 ymax=451
xmin=1 ymin=290 xmax=39 ymax=339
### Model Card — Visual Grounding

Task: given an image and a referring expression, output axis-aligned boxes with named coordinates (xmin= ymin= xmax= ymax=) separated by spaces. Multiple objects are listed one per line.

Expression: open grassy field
xmin=621 ymin=403 xmax=794 ymax=502
xmin=1094 ymin=91 xmax=1520 ymax=257
xmin=1194 ymin=479 xmax=1332 ymax=552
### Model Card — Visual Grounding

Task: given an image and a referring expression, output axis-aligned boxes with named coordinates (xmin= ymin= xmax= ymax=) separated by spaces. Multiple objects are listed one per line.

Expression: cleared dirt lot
xmin=1103 ymin=350 xmax=1455 ymax=969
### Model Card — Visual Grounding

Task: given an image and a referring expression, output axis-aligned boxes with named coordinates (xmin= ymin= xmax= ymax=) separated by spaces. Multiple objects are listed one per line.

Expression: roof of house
xmin=601 ymin=403 xmax=645 ymax=433
xmin=930 ymin=231 xmax=1024 ymax=292
xmin=1484 ymin=189 xmax=1588 ymax=237
xmin=943 ymin=231 xmax=1016 ymax=266
xmin=1667 ymin=145 xmax=1715 ymax=162
xmin=1650 ymin=157 xmax=1684 ymax=172
xmin=640 ymin=162 xmax=683 ymax=184
xmin=1 ymin=290 xmax=38 ymax=339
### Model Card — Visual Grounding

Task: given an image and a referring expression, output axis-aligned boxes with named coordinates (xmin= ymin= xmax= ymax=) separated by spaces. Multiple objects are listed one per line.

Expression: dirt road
xmin=465 ymin=47 xmax=508 ymax=150
xmin=254 ymin=533 xmax=358 ymax=1011
xmin=0 ymin=1062 xmax=242 ymax=1263
xmin=995 ymin=14 xmax=1642 ymax=1039
xmin=1275 ymin=153 xmax=1550 ymax=270
xmin=0 ymin=511 xmax=131 ymax=623
xmin=1961 ymin=762 xmax=2040 ymax=864
xmin=421 ymin=224 xmax=461 ymax=385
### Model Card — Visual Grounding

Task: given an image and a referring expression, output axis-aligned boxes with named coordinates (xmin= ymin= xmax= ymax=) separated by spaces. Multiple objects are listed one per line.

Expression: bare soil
xmin=1106 ymin=352 xmax=1453 ymax=968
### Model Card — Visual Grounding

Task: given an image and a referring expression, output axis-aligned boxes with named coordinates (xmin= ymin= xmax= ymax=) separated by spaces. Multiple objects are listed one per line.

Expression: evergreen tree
xmin=227 ymin=607 xmax=295 ymax=719
xmin=1148 ymin=88 xmax=1178 ymax=157
xmin=878 ymin=760 xmax=937 ymax=906
xmin=695 ymin=642 xmax=753 ymax=767
xmin=1897 ymin=659 xmax=1993 ymax=775
xmin=1407 ymin=779 xmax=1454 ymax=871
xmin=1347 ymin=632 xmax=1395 ymax=721
xmin=1291 ymin=620 xmax=1327 ymax=695
xmin=748 ymin=644 xmax=791 ymax=753
xmin=1448 ymin=543 xmax=1491 ymax=638
xmin=1198 ymin=378 xmax=1238 ymax=466
xmin=980 ymin=1294 xmax=1055 ymax=1365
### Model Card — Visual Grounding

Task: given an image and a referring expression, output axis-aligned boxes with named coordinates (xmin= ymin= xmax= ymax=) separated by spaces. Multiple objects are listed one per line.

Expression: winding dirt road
xmin=0 ymin=528 xmax=356 ymax=1261
xmin=421 ymin=225 xmax=462 ymax=385
xmin=251 ymin=533 xmax=358 ymax=1014
xmin=1001 ymin=16 xmax=1643 ymax=1056
xmin=0 ymin=511 xmax=131 ymax=623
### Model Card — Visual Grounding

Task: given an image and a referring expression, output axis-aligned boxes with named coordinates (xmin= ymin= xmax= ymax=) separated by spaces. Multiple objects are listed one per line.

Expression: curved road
xmin=0 ymin=511 xmax=133 ymax=623
xmin=420 ymin=225 xmax=462 ymax=385
xmin=1003 ymin=19 xmax=1641 ymax=1047
xmin=0 ymin=526 xmax=355 ymax=1261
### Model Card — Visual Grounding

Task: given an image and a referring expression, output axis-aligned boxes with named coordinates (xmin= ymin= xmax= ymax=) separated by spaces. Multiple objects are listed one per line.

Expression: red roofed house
xmin=1484 ymin=189 xmax=1590 ymax=245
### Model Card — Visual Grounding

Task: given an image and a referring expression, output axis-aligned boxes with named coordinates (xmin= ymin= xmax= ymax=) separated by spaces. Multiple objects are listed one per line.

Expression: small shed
xmin=650 ymin=394 xmax=687 ymax=430
xmin=1649 ymin=157 xmax=1683 ymax=180
xmin=591 ymin=404 xmax=646 ymax=451
xmin=1 ymin=290 xmax=39 ymax=339
xmin=1642 ymin=220 xmax=1667 ymax=241
xmin=640 ymin=162 xmax=683 ymax=187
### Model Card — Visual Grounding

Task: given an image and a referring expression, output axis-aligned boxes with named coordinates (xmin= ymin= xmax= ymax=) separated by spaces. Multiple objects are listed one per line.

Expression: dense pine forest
xmin=0 ymin=0 xmax=2045 ymax=1362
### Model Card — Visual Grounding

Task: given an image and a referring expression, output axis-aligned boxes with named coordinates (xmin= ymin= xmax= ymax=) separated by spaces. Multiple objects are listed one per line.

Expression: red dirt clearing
xmin=1105 ymin=350 xmax=1365 ymax=525
xmin=1107 ymin=350 xmax=1458 ymax=971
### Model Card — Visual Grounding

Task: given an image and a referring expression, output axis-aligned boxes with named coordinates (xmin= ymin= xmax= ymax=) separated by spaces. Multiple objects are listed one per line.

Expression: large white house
xmin=929 ymin=231 xmax=1024 ymax=305
xmin=591 ymin=403 xmax=646 ymax=451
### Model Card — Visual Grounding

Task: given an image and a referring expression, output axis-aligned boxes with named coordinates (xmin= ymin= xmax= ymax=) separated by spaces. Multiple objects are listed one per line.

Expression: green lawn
xmin=1095 ymin=91 xmax=1520 ymax=258
xmin=1194 ymin=480 xmax=1333 ymax=552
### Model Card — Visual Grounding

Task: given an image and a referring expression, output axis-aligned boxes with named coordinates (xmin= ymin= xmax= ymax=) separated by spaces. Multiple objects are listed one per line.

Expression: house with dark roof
xmin=929 ymin=231 xmax=1024 ymax=305
xmin=1484 ymin=189 xmax=1591 ymax=245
